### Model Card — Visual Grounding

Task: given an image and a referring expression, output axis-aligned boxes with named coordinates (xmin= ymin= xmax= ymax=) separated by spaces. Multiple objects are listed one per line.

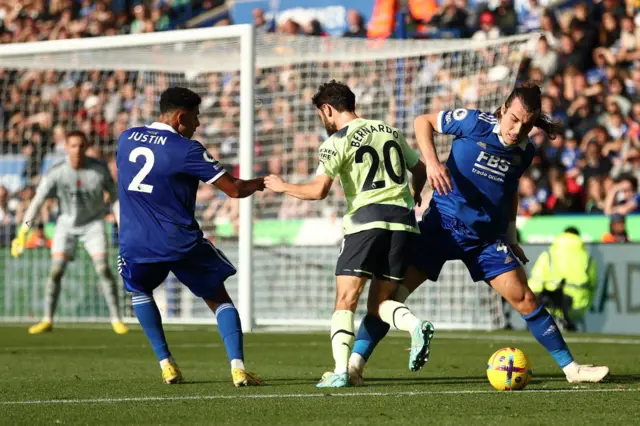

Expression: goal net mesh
xmin=0 ymin=31 xmax=536 ymax=330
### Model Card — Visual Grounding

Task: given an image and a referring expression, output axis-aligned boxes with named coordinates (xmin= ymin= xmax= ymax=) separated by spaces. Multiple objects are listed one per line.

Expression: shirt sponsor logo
xmin=453 ymin=109 xmax=468 ymax=121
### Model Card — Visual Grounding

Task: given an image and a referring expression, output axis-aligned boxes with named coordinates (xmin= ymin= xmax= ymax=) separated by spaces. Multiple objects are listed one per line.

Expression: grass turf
xmin=1 ymin=325 xmax=638 ymax=425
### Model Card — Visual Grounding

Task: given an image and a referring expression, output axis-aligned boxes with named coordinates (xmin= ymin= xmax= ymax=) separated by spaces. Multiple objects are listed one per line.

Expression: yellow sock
xmin=379 ymin=300 xmax=420 ymax=334
xmin=330 ymin=310 xmax=355 ymax=375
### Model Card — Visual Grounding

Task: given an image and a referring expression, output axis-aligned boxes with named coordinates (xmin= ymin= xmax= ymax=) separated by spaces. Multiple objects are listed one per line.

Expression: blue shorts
xmin=118 ymin=240 xmax=236 ymax=300
xmin=412 ymin=209 xmax=520 ymax=282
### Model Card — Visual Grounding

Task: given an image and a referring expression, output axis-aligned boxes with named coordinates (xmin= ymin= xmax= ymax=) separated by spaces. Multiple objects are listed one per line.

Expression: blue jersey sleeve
xmin=436 ymin=109 xmax=490 ymax=138
xmin=182 ymin=141 xmax=226 ymax=184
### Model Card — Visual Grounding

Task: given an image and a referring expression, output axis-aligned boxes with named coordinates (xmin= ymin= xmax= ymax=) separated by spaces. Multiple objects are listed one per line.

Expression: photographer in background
xmin=529 ymin=227 xmax=597 ymax=332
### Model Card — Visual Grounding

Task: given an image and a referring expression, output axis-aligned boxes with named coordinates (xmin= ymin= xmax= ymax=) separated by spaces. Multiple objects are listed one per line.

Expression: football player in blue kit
xmin=347 ymin=82 xmax=610 ymax=385
xmin=116 ymin=87 xmax=265 ymax=386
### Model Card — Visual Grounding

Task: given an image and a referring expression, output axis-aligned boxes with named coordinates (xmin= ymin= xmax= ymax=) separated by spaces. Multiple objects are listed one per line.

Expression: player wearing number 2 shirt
xmin=116 ymin=87 xmax=265 ymax=387
xmin=265 ymin=80 xmax=433 ymax=388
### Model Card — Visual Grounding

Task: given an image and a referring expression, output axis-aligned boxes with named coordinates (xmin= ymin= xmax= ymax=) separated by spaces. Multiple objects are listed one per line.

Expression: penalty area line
xmin=2 ymin=388 xmax=638 ymax=406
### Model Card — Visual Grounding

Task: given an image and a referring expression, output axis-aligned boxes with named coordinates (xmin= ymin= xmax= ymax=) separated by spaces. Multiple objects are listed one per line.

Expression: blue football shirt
xmin=116 ymin=122 xmax=226 ymax=262
xmin=431 ymin=109 xmax=535 ymax=240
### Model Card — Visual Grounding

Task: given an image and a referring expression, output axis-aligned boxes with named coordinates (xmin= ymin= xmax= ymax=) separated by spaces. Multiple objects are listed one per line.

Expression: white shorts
xmin=51 ymin=220 xmax=108 ymax=260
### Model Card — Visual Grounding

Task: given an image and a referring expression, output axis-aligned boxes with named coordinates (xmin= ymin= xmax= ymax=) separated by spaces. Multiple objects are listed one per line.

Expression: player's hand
xmin=426 ymin=160 xmax=453 ymax=195
xmin=264 ymin=174 xmax=286 ymax=193
xmin=509 ymin=244 xmax=529 ymax=265
xmin=413 ymin=191 xmax=422 ymax=207
xmin=11 ymin=225 xmax=29 ymax=258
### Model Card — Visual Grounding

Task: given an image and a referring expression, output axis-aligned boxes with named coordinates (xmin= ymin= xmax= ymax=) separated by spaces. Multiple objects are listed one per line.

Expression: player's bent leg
xmin=488 ymin=267 xmax=609 ymax=383
xmin=91 ymin=254 xmax=127 ymax=334
xmin=349 ymin=265 xmax=432 ymax=382
xmin=374 ymin=279 xmax=434 ymax=373
xmin=203 ymin=286 xmax=264 ymax=387
xmin=29 ymin=254 xmax=68 ymax=335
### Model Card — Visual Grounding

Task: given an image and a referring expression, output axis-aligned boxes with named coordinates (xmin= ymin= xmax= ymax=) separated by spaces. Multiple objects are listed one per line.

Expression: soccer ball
xmin=486 ymin=347 xmax=533 ymax=391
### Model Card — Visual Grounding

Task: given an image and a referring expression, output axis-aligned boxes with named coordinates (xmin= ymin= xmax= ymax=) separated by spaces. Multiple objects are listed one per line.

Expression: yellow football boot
xmin=28 ymin=321 xmax=52 ymax=335
xmin=161 ymin=360 xmax=184 ymax=384
xmin=232 ymin=368 xmax=264 ymax=387
xmin=111 ymin=321 xmax=129 ymax=335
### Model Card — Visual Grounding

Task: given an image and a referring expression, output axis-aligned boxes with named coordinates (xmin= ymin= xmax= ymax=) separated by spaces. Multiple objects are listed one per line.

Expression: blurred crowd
xmin=1 ymin=0 xmax=639 ymax=245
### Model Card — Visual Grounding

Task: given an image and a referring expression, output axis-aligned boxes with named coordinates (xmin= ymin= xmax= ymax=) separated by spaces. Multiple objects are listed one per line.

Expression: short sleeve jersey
xmin=116 ymin=122 xmax=226 ymax=262
xmin=316 ymin=118 xmax=420 ymax=235
xmin=432 ymin=108 xmax=536 ymax=240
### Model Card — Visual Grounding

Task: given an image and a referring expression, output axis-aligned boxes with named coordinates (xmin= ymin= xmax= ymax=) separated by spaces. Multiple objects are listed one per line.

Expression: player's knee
xmin=93 ymin=258 xmax=112 ymax=278
xmin=50 ymin=259 xmax=67 ymax=281
xmin=335 ymin=288 xmax=361 ymax=311
xmin=512 ymin=290 xmax=539 ymax=316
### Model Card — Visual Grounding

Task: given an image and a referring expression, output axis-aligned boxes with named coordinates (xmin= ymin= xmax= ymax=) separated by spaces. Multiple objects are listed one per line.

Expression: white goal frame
xmin=0 ymin=25 xmax=256 ymax=332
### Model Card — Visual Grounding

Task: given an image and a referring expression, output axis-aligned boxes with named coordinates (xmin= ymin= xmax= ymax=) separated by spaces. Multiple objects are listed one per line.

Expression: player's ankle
xmin=159 ymin=356 xmax=176 ymax=368
xmin=348 ymin=353 xmax=366 ymax=371
xmin=230 ymin=359 xmax=245 ymax=372
xmin=562 ymin=361 xmax=579 ymax=376
xmin=333 ymin=366 xmax=348 ymax=375
xmin=42 ymin=316 xmax=52 ymax=323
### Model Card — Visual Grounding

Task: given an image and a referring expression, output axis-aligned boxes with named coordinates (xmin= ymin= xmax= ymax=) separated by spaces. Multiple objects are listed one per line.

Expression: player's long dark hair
xmin=494 ymin=81 xmax=563 ymax=139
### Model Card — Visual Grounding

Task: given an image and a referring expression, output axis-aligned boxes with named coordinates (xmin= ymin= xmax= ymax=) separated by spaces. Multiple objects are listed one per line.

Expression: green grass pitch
xmin=1 ymin=324 xmax=638 ymax=425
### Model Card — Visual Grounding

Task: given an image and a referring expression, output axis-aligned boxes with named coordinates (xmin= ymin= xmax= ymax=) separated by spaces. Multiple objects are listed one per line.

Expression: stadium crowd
xmin=0 ymin=0 xmax=639 ymax=245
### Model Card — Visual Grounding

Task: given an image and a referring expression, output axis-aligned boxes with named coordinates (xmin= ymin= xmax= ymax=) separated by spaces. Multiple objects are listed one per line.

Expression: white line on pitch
xmin=1 ymin=388 xmax=638 ymax=406
xmin=4 ymin=334 xmax=640 ymax=352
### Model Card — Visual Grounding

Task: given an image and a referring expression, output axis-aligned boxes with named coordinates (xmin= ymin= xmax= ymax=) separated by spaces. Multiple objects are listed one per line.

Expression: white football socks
xmin=330 ymin=310 xmax=355 ymax=375
xmin=379 ymin=300 xmax=420 ymax=334
xmin=231 ymin=358 xmax=245 ymax=373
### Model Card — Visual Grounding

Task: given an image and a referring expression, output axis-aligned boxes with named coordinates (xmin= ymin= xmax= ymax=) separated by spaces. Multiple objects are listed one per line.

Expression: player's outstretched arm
xmin=12 ymin=174 xmax=56 ymax=258
xmin=264 ymin=174 xmax=333 ymax=201
xmin=414 ymin=114 xmax=452 ymax=195
xmin=214 ymin=173 xmax=265 ymax=199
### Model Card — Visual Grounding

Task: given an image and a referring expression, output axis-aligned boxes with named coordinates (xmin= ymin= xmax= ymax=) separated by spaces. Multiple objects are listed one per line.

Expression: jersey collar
xmin=492 ymin=121 xmax=529 ymax=150
xmin=146 ymin=122 xmax=178 ymax=133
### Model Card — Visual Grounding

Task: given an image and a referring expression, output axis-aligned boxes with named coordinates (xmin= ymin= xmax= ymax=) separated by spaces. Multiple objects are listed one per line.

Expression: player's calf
xmin=131 ymin=292 xmax=179 ymax=382
xmin=204 ymin=290 xmax=264 ymax=387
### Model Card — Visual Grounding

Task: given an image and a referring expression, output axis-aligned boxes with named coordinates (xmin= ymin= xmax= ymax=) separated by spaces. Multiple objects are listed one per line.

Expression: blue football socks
xmin=523 ymin=304 xmax=574 ymax=368
xmin=132 ymin=293 xmax=170 ymax=361
xmin=215 ymin=303 xmax=244 ymax=362
xmin=352 ymin=314 xmax=391 ymax=361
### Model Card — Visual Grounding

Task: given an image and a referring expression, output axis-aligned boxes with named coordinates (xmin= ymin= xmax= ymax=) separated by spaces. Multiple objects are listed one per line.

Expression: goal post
xmin=0 ymin=27 xmax=538 ymax=331
xmin=0 ymin=25 xmax=257 ymax=330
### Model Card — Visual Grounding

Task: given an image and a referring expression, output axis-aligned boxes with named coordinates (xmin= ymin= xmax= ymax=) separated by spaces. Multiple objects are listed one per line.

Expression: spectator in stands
xmin=531 ymin=36 xmax=558 ymax=77
xmin=0 ymin=185 xmax=12 ymax=225
xmin=601 ymin=213 xmax=631 ymax=242
xmin=472 ymin=11 xmax=500 ymax=41
xmin=518 ymin=175 xmax=545 ymax=216
xmin=546 ymin=176 xmax=583 ymax=214
xmin=25 ymin=223 xmax=51 ymax=249
xmin=604 ymin=173 xmax=640 ymax=214
xmin=580 ymin=140 xmax=613 ymax=184
xmin=252 ymin=8 xmax=274 ymax=34
xmin=343 ymin=9 xmax=367 ymax=38
xmin=585 ymin=177 xmax=606 ymax=213
xmin=494 ymin=0 xmax=518 ymax=36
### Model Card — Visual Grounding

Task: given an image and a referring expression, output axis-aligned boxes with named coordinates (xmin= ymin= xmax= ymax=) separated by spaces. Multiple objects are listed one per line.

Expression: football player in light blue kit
xmin=116 ymin=87 xmax=265 ymax=386
xmin=348 ymin=82 xmax=610 ymax=385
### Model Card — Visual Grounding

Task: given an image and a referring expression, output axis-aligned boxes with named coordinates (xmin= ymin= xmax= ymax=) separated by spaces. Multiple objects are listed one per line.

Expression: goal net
xmin=0 ymin=26 xmax=537 ymax=330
